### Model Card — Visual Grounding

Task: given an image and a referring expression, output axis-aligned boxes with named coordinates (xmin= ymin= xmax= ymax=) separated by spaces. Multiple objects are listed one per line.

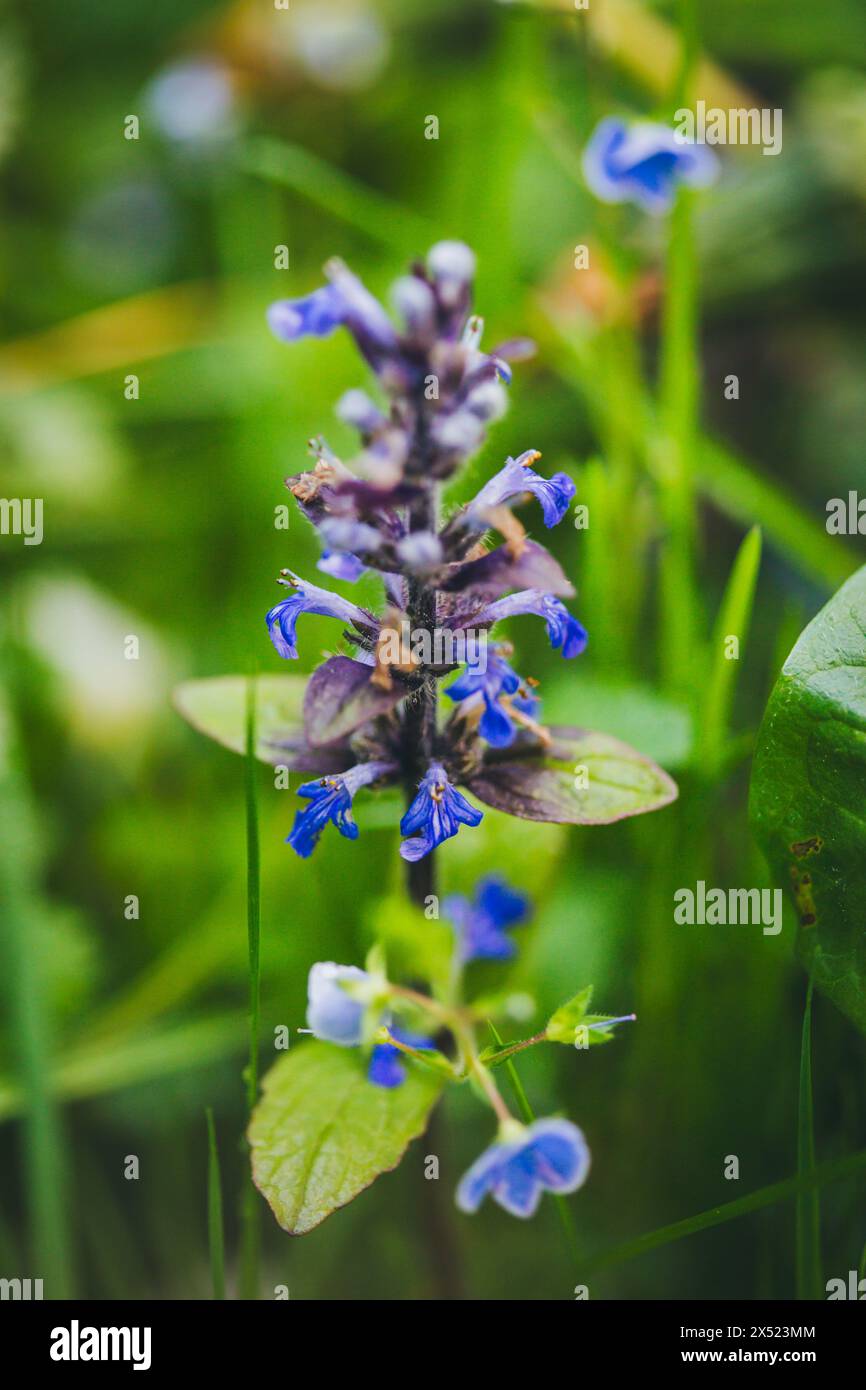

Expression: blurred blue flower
xmin=582 ymin=117 xmax=718 ymax=215
xmin=267 ymin=285 xmax=347 ymax=342
xmin=456 ymin=1118 xmax=590 ymax=1218
xmin=400 ymin=762 xmax=483 ymax=862
xmin=444 ymin=875 xmax=530 ymax=961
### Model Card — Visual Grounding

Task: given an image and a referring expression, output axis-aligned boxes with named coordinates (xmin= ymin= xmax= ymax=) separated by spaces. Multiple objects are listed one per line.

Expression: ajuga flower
xmin=468 ymin=450 xmax=576 ymax=529
xmin=259 ymin=242 xmax=674 ymax=869
xmin=261 ymin=244 xmax=626 ymax=864
xmin=456 ymin=1118 xmax=590 ymax=1219
xmin=399 ymin=762 xmax=483 ymax=862
xmin=287 ymin=761 xmax=395 ymax=858
xmin=582 ymin=116 xmax=718 ymax=214
xmin=446 ymin=646 xmax=539 ymax=747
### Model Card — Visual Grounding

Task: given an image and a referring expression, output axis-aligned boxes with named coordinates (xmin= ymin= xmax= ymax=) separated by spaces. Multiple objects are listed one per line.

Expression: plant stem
xmin=404 ymin=486 xmax=439 ymax=908
xmin=796 ymin=977 xmax=821 ymax=1299
xmin=206 ymin=1107 xmax=226 ymax=1300
xmin=489 ymin=1022 xmax=581 ymax=1265
xmin=658 ymin=0 xmax=700 ymax=697
xmin=401 ymin=475 xmax=468 ymax=1297
xmin=245 ymin=676 xmax=262 ymax=1109
xmin=484 ymin=1031 xmax=548 ymax=1065
xmin=455 ymin=1020 xmax=513 ymax=1126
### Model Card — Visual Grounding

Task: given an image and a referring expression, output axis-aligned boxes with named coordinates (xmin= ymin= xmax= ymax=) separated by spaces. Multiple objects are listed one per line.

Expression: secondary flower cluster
xmin=304 ymin=877 xmax=599 ymax=1219
xmin=306 ymin=877 xmax=529 ymax=1086
xmin=265 ymin=243 xmax=588 ymax=862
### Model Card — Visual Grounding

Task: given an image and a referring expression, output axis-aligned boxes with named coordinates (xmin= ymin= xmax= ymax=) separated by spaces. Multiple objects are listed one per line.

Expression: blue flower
xmin=325 ymin=257 xmax=399 ymax=356
xmin=368 ymin=1026 xmax=435 ymax=1089
xmin=267 ymin=285 xmax=347 ymax=342
xmin=469 ymin=451 xmax=576 ymax=529
xmin=288 ymin=761 xmax=394 ymax=858
xmin=447 ymin=648 xmax=539 ymax=747
xmin=317 ymin=550 xmax=365 ymax=583
xmin=315 ymin=518 xmax=382 ymax=584
xmin=306 ymin=961 xmax=371 ymax=1046
xmin=400 ymin=762 xmax=483 ymax=862
xmin=266 ymin=572 xmax=375 ymax=660
xmin=456 ymin=1118 xmax=591 ymax=1218
xmin=268 ymin=260 xmax=398 ymax=370
xmin=543 ymin=596 xmax=589 ymax=657
xmin=582 ymin=116 xmax=718 ymax=215
xmin=444 ymin=875 xmax=530 ymax=962
xmin=476 ymin=590 xmax=588 ymax=659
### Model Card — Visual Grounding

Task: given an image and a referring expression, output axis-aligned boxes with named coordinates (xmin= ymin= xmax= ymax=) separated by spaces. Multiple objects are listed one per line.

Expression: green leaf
xmin=249 ymin=1043 xmax=443 ymax=1235
xmin=468 ymin=727 xmax=678 ymax=825
xmin=750 ymin=564 xmax=866 ymax=1033
xmin=546 ymin=986 xmax=593 ymax=1043
xmin=173 ymin=674 xmax=307 ymax=764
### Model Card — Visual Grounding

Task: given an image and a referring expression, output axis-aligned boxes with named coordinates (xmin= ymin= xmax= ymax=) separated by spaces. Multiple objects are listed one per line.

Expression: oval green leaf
xmin=173 ymin=674 xmax=309 ymax=764
xmin=249 ymin=1042 xmax=443 ymax=1234
xmin=750 ymin=564 xmax=866 ymax=1033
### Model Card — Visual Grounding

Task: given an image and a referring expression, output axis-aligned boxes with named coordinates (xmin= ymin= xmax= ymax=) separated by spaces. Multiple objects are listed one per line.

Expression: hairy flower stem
xmin=404 ymin=484 xmax=440 ymax=907
xmin=455 ymin=1020 xmax=514 ymax=1127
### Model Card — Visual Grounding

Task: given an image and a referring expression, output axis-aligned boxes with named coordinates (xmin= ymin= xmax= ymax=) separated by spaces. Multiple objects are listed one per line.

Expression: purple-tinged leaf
xmin=304 ymin=655 xmax=407 ymax=747
xmin=440 ymin=539 xmax=575 ymax=603
xmin=465 ymin=726 xmax=678 ymax=825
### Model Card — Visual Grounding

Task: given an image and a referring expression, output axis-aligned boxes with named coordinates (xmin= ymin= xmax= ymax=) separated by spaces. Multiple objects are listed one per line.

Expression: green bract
xmin=545 ymin=987 xmax=620 ymax=1045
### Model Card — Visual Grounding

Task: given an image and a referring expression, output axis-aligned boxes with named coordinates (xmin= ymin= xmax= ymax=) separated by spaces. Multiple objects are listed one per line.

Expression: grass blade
xmin=0 ymin=680 xmax=73 ymax=1296
xmin=240 ymin=137 xmax=435 ymax=254
xmin=702 ymin=525 xmax=762 ymax=774
xmin=796 ymin=978 xmax=822 ymax=1299
xmin=240 ymin=675 xmax=261 ymax=1299
xmin=206 ymin=1108 xmax=226 ymax=1300
xmin=583 ymin=1145 xmax=866 ymax=1279
xmin=245 ymin=675 xmax=261 ymax=1111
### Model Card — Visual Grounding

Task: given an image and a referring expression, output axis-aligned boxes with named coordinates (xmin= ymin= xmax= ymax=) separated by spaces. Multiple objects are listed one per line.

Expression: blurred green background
xmin=1 ymin=0 xmax=866 ymax=1300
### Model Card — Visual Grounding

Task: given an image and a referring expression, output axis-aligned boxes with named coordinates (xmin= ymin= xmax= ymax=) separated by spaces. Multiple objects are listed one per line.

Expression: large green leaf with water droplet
xmin=750 ymin=565 xmax=866 ymax=1033
xmin=249 ymin=1043 xmax=443 ymax=1234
